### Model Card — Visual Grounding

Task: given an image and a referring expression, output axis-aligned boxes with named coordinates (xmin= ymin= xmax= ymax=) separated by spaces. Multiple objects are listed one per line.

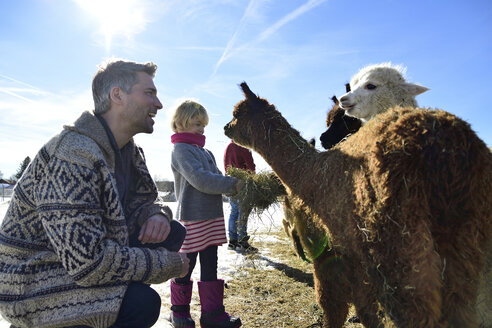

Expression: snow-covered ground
xmin=0 ymin=199 xmax=285 ymax=327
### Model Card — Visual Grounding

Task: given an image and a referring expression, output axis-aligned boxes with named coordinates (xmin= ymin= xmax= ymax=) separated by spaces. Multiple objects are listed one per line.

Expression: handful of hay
xmin=227 ymin=167 xmax=287 ymax=214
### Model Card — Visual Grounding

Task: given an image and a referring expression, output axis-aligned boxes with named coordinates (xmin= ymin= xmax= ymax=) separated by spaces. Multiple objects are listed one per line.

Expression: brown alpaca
xmin=323 ymin=79 xmax=490 ymax=326
xmin=319 ymin=94 xmax=491 ymax=327
xmin=282 ymin=196 xmax=385 ymax=327
xmin=224 ymin=82 xmax=492 ymax=328
xmin=282 ymin=138 xmax=384 ymax=327
xmin=319 ymin=95 xmax=492 ymax=327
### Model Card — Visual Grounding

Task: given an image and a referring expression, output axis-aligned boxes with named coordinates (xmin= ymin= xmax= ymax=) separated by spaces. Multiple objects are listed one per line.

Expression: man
xmin=223 ymin=140 xmax=257 ymax=252
xmin=0 ymin=59 xmax=189 ymax=328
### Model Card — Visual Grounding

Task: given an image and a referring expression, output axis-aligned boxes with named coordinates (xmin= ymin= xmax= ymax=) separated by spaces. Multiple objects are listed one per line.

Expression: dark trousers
xmin=69 ymin=220 xmax=187 ymax=328
xmin=174 ymin=245 xmax=218 ymax=283
xmin=110 ymin=282 xmax=162 ymax=328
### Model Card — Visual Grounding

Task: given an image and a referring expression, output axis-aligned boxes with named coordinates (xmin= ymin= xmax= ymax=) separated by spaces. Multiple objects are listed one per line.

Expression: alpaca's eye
xmin=365 ymin=83 xmax=377 ymax=90
xmin=233 ymin=110 xmax=242 ymax=119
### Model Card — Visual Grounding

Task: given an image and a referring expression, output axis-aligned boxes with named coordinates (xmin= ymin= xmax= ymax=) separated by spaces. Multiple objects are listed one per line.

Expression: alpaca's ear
xmin=345 ymin=83 xmax=351 ymax=93
xmin=401 ymin=82 xmax=429 ymax=96
xmin=239 ymin=81 xmax=263 ymax=112
xmin=331 ymin=95 xmax=339 ymax=105
xmin=240 ymin=82 xmax=256 ymax=100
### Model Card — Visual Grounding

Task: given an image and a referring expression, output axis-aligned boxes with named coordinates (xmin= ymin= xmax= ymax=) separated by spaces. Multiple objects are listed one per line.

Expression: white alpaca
xmin=339 ymin=63 xmax=429 ymax=122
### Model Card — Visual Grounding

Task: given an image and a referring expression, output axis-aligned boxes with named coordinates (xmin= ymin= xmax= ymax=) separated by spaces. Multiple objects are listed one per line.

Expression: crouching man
xmin=0 ymin=59 xmax=189 ymax=328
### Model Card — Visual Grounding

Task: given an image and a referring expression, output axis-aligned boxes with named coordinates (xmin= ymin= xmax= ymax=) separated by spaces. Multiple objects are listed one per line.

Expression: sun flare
xmin=74 ymin=0 xmax=148 ymax=50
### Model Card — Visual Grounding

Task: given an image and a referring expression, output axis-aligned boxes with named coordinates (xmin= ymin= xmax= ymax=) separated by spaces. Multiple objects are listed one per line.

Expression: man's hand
xmin=138 ymin=214 xmax=170 ymax=244
xmin=177 ymin=253 xmax=190 ymax=278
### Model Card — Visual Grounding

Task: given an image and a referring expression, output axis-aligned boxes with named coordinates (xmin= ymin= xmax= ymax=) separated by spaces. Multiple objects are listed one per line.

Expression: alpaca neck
xmin=252 ymin=122 xmax=319 ymax=196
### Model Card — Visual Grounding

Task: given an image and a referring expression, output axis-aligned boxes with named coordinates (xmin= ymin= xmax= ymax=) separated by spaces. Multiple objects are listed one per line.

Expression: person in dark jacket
xmin=223 ymin=140 xmax=257 ymax=252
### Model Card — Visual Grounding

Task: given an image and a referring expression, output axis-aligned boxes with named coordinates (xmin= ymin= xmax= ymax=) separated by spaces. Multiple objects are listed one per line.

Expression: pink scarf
xmin=171 ymin=132 xmax=206 ymax=147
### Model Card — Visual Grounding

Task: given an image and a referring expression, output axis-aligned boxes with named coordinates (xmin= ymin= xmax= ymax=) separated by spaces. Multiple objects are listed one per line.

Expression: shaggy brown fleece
xmin=228 ymin=158 xmax=386 ymax=326
xmin=224 ymin=82 xmax=492 ymax=328
xmin=283 ymin=195 xmax=386 ymax=327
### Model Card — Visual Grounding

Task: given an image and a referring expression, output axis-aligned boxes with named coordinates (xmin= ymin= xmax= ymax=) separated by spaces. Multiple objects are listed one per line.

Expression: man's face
xmin=122 ymin=71 xmax=163 ymax=135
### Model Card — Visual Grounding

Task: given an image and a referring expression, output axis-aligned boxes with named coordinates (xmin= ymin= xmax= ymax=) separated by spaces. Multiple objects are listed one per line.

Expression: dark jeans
xmin=175 ymin=245 xmax=218 ymax=283
xmin=111 ymin=282 xmax=161 ymax=328
xmin=228 ymin=197 xmax=250 ymax=241
xmin=68 ymin=220 xmax=187 ymax=328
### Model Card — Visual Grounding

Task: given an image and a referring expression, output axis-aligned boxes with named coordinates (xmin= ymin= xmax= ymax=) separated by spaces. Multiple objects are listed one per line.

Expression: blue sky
xmin=0 ymin=0 xmax=491 ymax=180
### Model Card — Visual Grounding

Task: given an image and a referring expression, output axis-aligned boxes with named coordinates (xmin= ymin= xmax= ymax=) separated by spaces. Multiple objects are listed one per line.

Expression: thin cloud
xmin=0 ymin=87 xmax=91 ymax=177
xmin=0 ymin=89 xmax=37 ymax=103
xmin=0 ymin=74 xmax=48 ymax=103
xmin=0 ymin=79 xmax=91 ymax=141
xmin=170 ymin=46 xmax=225 ymax=52
xmin=213 ymin=0 xmax=328 ymax=74
xmin=0 ymin=74 xmax=44 ymax=90
xmin=213 ymin=0 xmax=261 ymax=75
xmin=257 ymin=0 xmax=327 ymax=43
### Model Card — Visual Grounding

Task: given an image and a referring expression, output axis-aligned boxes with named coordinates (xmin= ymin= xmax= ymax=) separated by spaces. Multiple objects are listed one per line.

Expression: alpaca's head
xmin=320 ymin=95 xmax=362 ymax=149
xmin=339 ymin=63 xmax=428 ymax=123
xmin=323 ymin=83 xmax=353 ymax=128
xmin=224 ymin=82 xmax=277 ymax=148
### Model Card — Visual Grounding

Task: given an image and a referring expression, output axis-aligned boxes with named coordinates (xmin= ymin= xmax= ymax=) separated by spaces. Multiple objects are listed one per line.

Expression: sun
xmin=74 ymin=0 xmax=148 ymax=51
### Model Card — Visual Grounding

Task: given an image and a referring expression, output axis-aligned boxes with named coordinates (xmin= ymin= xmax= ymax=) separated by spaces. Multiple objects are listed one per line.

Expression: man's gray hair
xmin=92 ymin=59 xmax=158 ymax=114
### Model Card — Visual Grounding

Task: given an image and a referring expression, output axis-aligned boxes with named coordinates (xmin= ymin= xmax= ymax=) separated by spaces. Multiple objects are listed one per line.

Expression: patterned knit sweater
xmin=0 ymin=111 xmax=183 ymax=328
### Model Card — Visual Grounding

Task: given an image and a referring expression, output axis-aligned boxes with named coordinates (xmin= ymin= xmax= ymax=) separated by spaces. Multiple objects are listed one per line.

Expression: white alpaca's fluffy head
xmin=339 ymin=63 xmax=429 ymax=123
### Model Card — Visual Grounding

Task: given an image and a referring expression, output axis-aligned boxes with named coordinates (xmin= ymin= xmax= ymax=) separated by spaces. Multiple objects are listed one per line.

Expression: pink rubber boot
xmin=198 ymin=279 xmax=241 ymax=328
xmin=170 ymin=280 xmax=195 ymax=328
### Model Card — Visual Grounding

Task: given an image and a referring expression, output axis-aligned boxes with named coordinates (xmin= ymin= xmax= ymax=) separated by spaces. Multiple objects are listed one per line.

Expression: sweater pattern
xmin=0 ymin=111 xmax=181 ymax=328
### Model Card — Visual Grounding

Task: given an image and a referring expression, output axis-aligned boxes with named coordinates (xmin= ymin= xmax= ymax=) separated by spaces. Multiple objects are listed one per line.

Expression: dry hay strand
xmin=228 ymin=167 xmax=286 ymax=214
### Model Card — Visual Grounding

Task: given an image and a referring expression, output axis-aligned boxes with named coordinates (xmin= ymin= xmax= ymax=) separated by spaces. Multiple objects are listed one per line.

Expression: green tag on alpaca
xmin=306 ymin=234 xmax=330 ymax=262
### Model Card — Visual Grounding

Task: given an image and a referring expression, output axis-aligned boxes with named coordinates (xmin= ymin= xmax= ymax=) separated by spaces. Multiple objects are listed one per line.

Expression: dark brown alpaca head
xmin=319 ymin=85 xmax=362 ymax=149
xmin=325 ymin=96 xmax=341 ymax=126
xmin=224 ymin=82 xmax=280 ymax=149
xmin=324 ymin=83 xmax=351 ymax=128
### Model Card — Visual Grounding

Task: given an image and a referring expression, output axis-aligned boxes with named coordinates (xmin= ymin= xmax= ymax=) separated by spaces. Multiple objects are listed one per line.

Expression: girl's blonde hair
xmin=171 ymin=100 xmax=209 ymax=133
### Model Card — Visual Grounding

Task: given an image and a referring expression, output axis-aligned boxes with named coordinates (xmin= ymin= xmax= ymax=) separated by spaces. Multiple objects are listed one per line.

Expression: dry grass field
xmin=223 ymin=230 xmax=363 ymax=328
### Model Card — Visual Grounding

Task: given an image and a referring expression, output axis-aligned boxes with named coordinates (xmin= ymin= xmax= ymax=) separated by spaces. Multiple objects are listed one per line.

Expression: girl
xmin=169 ymin=100 xmax=242 ymax=328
